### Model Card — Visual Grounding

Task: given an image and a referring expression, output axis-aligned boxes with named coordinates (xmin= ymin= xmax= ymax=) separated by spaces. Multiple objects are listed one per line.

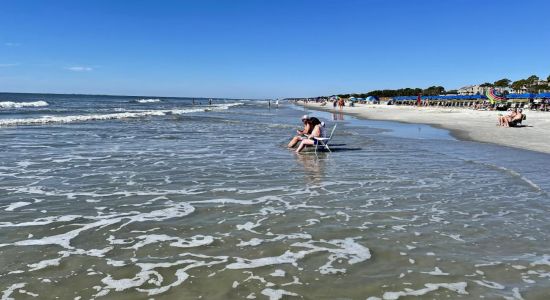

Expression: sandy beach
xmin=299 ymin=101 xmax=550 ymax=154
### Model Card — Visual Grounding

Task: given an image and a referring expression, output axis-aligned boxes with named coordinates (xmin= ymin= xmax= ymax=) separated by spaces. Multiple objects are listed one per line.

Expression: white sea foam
xmin=227 ymin=238 xmax=370 ymax=275
xmin=270 ymin=269 xmax=286 ymax=277
xmin=135 ymin=98 xmax=160 ymax=103
xmin=382 ymin=282 xmax=468 ymax=299
xmin=236 ymin=218 xmax=267 ymax=233
xmin=238 ymin=238 xmax=264 ymax=247
xmin=128 ymin=234 xmax=213 ymax=250
xmin=1 ymin=283 xmax=27 ymax=300
xmin=473 ymin=279 xmax=505 ymax=289
xmin=0 ymin=102 xmax=243 ymax=127
xmin=0 ymin=111 xmax=166 ymax=126
xmin=261 ymin=288 xmax=298 ymax=300
xmin=0 ymin=101 xmax=48 ymax=108
xmin=0 ymin=215 xmax=82 ymax=228
xmin=4 ymin=201 xmax=32 ymax=211
xmin=100 ymin=254 xmax=228 ymax=296
xmin=421 ymin=267 xmax=449 ymax=276
xmin=9 ymin=201 xmax=195 ymax=250
xmin=27 ymin=255 xmax=67 ymax=271
xmin=531 ymin=254 xmax=550 ymax=266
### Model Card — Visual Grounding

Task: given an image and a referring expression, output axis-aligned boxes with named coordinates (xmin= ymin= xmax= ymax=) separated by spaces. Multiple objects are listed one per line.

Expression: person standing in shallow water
xmin=288 ymin=115 xmax=311 ymax=148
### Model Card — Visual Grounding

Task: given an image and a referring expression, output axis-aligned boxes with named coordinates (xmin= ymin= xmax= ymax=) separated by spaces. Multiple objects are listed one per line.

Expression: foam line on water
xmin=4 ymin=201 xmax=33 ymax=211
xmin=0 ymin=101 xmax=48 ymax=108
xmin=261 ymin=288 xmax=298 ymax=300
xmin=5 ymin=201 xmax=195 ymax=250
xmin=0 ymin=102 xmax=243 ymax=127
xmin=1 ymin=283 xmax=27 ymax=300
xmin=98 ymin=254 xmax=228 ymax=296
xmin=227 ymin=238 xmax=370 ymax=274
xmin=135 ymin=98 xmax=160 ymax=103
xmin=379 ymin=282 xmax=468 ymax=299
xmin=127 ymin=234 xmax=214 ymax=250
xmin=463 ymin=159 xmax=543 ymax=192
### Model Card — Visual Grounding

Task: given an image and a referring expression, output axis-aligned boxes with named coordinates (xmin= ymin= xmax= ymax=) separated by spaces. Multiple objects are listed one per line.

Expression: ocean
xmin=1 ymin=93 xmax=549 ymax=299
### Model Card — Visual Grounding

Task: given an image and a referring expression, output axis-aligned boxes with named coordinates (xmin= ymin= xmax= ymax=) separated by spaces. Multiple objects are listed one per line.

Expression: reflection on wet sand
xmin=332 ymin=112 xmax=344 ymax=121
xmin=294 ymin=152 xmax=327 ymax=184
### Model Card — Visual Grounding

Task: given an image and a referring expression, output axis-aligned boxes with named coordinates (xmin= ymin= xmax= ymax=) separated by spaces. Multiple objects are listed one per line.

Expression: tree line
xmin=480 ymin=74 xmax=550 ymax=93
xmin=337 ymin=86 xmax=446 ymax=98
xmin=330 ymin=74 xmax=549 ymax=98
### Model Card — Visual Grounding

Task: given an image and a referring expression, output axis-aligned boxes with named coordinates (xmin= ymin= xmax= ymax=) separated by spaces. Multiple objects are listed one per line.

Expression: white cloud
xmin=5 ymin=42 xmax=21 ymax=47
xmin=66 ymin=66 xmax=93 ymax=72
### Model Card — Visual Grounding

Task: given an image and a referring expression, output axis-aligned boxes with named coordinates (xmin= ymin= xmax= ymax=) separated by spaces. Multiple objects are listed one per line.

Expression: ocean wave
xmin=0 ymin=102 xmax=243 ymax=127
xmin=0 ymin=101 xmax=49 ymax=108
xmin=134 ymin=98 xmax=161 ymax=103
xmin=214 ymin=102 xmax=244 ymax=109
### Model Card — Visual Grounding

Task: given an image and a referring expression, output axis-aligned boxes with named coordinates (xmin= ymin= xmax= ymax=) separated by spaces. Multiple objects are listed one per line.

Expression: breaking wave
xmin=0 ymin=101 xmax=49 ymax=109
xmin=134 ymin=98 xmax=161 ymax=103
xmin=0 ymin=102 xmax=243 ymax=127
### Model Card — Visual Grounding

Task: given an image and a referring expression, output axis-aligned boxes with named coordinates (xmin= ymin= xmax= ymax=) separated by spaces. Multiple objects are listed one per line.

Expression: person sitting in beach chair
xmin=295 ymin=117 xmax=324 ymax=153
xmin=498 ymin=108 xmax=517 ymax=127
xmin=288 ymin=115 xmax=311 ymax=148
xmin=508 ymin=109 xmax=525 ymax=127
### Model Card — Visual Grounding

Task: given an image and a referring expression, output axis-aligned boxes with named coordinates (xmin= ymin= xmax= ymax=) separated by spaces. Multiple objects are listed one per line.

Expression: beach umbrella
xmin=486 ymin=88 xmax=506 ymax=104
xmin=366 ymin=96 xmax=379 ymax=102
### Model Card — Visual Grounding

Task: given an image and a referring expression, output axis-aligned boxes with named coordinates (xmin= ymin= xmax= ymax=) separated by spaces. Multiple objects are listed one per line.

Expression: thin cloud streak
xmin=4 ymin=42 xmax=21 ymax=47
xmin=0 ymin=63 xmax=19 ymax=67
xmin=66 ymin=66 xmax=93 ymax=72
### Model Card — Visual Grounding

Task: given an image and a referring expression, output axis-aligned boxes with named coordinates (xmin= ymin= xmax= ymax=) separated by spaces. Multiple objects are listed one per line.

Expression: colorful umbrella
xmin=486 ymin=88 xmax=506 ymax=104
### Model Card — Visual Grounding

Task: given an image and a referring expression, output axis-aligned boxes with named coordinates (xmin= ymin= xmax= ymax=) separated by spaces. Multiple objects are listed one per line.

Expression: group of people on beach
xmin=498 ymin=108 xmax=524 ymax=127
xmin=288 ymin=115 xmax=326 ymax=153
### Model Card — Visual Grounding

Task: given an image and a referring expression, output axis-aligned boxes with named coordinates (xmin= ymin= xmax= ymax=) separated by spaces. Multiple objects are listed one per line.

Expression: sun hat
xmin=301 ymin=114 xmax=309 ymax=120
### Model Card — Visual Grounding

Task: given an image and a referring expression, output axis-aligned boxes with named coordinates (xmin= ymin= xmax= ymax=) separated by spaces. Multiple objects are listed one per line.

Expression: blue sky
xmin=1 ymin=0 xmax=549 ymax=98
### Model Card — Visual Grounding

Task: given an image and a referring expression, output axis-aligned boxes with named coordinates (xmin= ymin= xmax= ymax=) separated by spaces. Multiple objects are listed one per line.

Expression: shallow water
xmin=1 ymin=94 xmax=549 ymax=299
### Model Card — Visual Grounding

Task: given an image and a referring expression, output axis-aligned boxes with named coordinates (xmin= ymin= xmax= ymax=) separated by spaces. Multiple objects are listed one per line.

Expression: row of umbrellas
xmin=393 ymin=93 xmax=550 ymax=101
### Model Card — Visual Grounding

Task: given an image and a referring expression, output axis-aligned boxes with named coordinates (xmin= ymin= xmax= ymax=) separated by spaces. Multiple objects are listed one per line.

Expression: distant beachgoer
xmin=295 ymin=117 xmax=324 ymax=153
xmin=288 ymin=115 xmax=311 ymax=148
xmin=276 ymin=100 xmax=279 ymax=108
xmin=338 ymin=99 xmax=344 ymax=110
xmin=333 ymin=100 xmax=337 ymax=108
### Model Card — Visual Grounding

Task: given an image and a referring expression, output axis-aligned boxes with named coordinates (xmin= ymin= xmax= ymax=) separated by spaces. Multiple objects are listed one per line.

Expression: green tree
xmin=422 ymin=86 xmax=445 ymax=96
xmin=480 ymin=82 xmax=493 ymax=87
xmin=547 ymin=74 xmax=550 ymax=82
xmin=527 ymin=75 xmax=539 ymax=84
xmin=529 ymin=85 xmax=549 ymax=93
xmin=511 ymin=79 xmax=527 ymax=92
xmin=493 ymin=78 xmax=511 ymax=87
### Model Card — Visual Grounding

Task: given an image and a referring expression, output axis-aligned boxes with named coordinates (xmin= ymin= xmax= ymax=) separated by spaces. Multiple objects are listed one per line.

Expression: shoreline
xmin=297 ymin=102 xmax=550 ymax=155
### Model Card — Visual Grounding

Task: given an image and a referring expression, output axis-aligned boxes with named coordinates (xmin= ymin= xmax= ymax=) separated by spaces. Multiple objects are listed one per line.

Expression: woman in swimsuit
xmin=295 ymin=117 xmax=324 ymax=153
xmin=288 ymin=115 xmax=312 ymax=148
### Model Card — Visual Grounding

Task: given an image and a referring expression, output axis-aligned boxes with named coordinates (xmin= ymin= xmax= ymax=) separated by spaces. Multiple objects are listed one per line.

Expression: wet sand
xmin=299 ymin=102 xmax=550 ymax=154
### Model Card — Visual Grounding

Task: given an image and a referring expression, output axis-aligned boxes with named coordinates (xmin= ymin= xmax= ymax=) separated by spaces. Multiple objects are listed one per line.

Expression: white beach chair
xmin=314 ymin=124 xmax=337 ymax=154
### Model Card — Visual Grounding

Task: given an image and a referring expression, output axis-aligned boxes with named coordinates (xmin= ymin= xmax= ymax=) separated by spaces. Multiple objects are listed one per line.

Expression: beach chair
xmin=314 ymin=124 xmax=337 ymax=154
xmin=510 ymin=114 xmax=526 ymax=127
